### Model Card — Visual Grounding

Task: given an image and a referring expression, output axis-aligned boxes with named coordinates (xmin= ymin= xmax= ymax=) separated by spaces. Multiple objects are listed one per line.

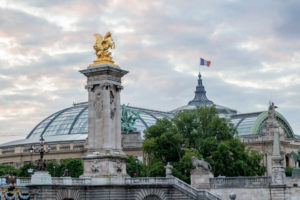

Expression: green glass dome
xmin=27 ymin=102 xmax=172 ymax=139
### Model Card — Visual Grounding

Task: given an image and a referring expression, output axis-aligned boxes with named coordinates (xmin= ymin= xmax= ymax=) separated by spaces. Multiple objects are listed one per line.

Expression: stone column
xmin=268 ymin=103 xmax=288 ymax=200
xmin=267 ymin=153 xmax=272 ymax=177
xmin=271 ymin=127 xmax=285 ymax=185
xmin=80 ymin=64 xmax=128 ymax=178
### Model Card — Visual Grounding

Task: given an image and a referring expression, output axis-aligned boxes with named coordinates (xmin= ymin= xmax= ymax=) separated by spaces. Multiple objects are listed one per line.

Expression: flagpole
xmin=199 ymin=58 xmax=201 ymax=74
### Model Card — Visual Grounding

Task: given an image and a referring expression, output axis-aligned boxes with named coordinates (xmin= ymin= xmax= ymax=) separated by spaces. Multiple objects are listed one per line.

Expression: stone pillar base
xmin=191 ymin=169 xmax=213 ymax=189
xmin=81 ymin=153 xmax=127 ymax=178
xmin=272 ymin=161 xmax=286 ymax=185
xmin=31 ymin=171 xmax=52 ymax=185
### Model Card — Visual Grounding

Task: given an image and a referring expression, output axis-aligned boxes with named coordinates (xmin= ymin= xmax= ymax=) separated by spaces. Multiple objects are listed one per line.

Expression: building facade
xmin=0 ymin=72 xmax=298 ymax=174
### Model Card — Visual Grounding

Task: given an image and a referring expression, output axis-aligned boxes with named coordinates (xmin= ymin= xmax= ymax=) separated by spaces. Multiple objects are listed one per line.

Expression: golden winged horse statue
xmin=92 ymin=32 xmax=116 ymax=66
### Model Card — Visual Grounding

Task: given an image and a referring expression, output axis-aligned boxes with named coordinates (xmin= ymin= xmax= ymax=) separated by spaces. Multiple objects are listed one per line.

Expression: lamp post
xmin=135 ymin=156 xmax=139 ymax=177
xmin=28 ymin=145 xmax=34 ymax=176
xmin=33 ymin=136 xmax=51 ymax=171
xmin=53 ymin=163 xmax=56 ymax=177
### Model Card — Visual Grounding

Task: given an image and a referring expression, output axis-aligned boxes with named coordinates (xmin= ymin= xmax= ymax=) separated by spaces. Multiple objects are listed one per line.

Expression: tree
xmin=126 ymin=155 xmax=146 ymax=177
xmin=142 ymin=106 xmax=265 ymax=183
xmin=0 ymin=165 xmax=19 ymax=176
xmin=59 ymin=158 xmax=83 ymax=178
xmin=46 ymin=158 xmax=83 ymax=178
xmin=46 ymin=160 xmax=60 ymax=177
xmin=19 ymin=163 xmax=37 ymax=177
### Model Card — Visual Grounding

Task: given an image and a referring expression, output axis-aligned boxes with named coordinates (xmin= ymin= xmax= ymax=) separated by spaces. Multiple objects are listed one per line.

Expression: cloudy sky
xmin=0 ymin=0 xmax=299 ymax=143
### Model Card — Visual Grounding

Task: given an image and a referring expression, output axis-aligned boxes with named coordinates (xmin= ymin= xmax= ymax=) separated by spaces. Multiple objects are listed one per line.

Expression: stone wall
xmin=209 ymin=186 xmax=300 ymax=200
xmin=210 ymin=188 xmax=270 ymax=200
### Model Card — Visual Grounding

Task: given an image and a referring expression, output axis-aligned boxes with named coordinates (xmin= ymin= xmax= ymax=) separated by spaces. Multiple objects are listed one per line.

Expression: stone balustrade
xmin=0 ymin=177 xmax=31 ymax=186
xmin=0 ymin=176 xmax=222 ymax=200
xmin=210 ymin=176 xmax=271 ymax=188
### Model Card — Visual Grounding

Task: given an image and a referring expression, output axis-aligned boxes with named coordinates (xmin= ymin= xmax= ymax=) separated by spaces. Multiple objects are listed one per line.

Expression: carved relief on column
xmin=110 ymin=89 xmax=116 ymax=120
xmin=93 ymin=85 xmax=104 ymax=119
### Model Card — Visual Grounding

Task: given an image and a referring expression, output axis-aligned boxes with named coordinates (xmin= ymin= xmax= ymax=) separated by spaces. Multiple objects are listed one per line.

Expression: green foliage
xmin=46 ymin=160 xmax=60 ymax=177
xmin=46 ymin=158 xmax=83 ymax=177
xmin=59 ymin=158 xmax=83 ymax=178
xmin=18 ymin=163 xmax=37 ymax=177
xmin=142 ymin=106 xmax=265 ymax=183
xmin=45 ymin=158 xmax=83 ymax=177
xmin=0 ymin=165 xmax=19 ymax=176
xmin=0 ymin=158 xmax=83 ymax=178
xmin=126 ymin=155 xmax=146 ymax=177
xmin=285 ymin=167 xmax=293 ymax=177
xmin=172 ymin=149 xmax=201 ymax=183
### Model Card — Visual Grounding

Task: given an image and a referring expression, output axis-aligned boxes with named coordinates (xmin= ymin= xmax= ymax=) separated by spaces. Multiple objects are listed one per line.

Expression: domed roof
xmin=27 ymin=102 xmax=172 ymax=139
xmin=171 ymin=73 xmax=237 ymax=117
xmin=231 ymin=111 xmax=295 ymax=138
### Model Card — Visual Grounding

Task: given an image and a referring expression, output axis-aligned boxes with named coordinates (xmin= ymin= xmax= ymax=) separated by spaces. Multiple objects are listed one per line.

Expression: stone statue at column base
xmin=165 ymin=162 xmax=173 ymax=178
xmin=271 ymin=160 xmax=286 ymax=185
xmin=190 ymin=156 xmax=213 ymax=189
xmin=82 ymin=153 xmax=127 ymax=178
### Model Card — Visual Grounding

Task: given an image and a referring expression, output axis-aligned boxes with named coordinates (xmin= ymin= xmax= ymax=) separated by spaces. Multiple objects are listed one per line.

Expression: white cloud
xmin=0 ymin=0 xmax=299 ymax=144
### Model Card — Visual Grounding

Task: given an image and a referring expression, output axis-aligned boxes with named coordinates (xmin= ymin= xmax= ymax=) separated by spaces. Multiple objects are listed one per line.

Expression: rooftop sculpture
xmin=121 ymin=104 xmax=140 ymax=133
xmin=290 ymin=148 xmax=300 ymax=168
xmin=92 ymin=32 xmax=116 ymax=66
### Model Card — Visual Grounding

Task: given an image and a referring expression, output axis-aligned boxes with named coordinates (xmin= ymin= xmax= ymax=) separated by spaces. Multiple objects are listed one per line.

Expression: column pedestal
xmin=80 ymin=64 xmax=128 ymax=178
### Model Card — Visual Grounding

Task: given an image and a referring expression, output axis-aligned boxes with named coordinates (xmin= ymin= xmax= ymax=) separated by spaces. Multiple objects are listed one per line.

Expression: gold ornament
xmin=91 ymin=32 xmax=117 ymax=66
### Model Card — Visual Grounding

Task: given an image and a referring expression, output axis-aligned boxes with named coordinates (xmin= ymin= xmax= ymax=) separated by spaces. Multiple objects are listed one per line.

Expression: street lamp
xmin=28 ymin=145 xmax=34 ymax=176
xmin=135 ymin=156 xmax=139 ymax=177
xmin=53 ymin=163 xmax=56 ymax=177
xmin=34 ymin=136 xmax=51 ymax=171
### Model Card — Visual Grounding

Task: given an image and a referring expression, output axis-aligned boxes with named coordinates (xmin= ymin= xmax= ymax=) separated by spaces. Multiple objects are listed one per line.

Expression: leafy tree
xmin=46 ymin=158 xmax=83 ymax=177
xmin=59 ymin=158 xmax=83 ymax=178
xmin=46 ymin=160 xmax=60 ymax=177
xmin=285 ymin=167 xmax=293 ymax=177
xmin=19 ymin=163 xmax=37 ymax=177
xmin=142 ymin=106 xmax=265 ymax=183
xmin=0 ymin=165 xmax=19 ymax=176
xmin=126 ymin=155 xmax=146 ymax=177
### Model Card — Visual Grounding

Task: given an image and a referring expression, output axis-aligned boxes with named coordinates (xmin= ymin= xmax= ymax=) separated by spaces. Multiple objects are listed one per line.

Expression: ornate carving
xmin=110 ymin=90 xmax=116 ymax=119
xmin=63 ymin=168 xmax=70 ymax=177
xmin=91 ymin=160 xmax=100 ymax=173
xmin=92 ymin=32 xmax=116 ymax=66
xmin=91 ymin=165 xmax=99 ymax=173
xmin=121 ymin=104 xmax=140 ymax=133
xmin=93 ymin=86 xmax=103 ymax=119
xmin=290 ymin=148 xmax=300 ymax=168
xmin=268 ymin=102 xmax=278 ymax=120
xmin=113 ymin=160 xmax=122 ymax=173
xmin=6 ymin=171 xmax=16 ymax=191
xmin=191 ymin=156 xmax=211 ymax=172
xmin=164 ymin=162 xmax=173 ymax=177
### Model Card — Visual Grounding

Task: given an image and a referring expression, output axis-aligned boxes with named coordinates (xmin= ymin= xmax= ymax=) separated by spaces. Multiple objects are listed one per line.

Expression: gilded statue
xmin=92 ymin=32 xmax=116 ymax=66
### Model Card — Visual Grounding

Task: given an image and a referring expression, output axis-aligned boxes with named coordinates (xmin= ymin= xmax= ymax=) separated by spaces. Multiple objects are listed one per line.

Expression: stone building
xmin=0 ymin=71 xmax=299 ymax=175
xmin=0 ymin=32 xmax=299 ymax=199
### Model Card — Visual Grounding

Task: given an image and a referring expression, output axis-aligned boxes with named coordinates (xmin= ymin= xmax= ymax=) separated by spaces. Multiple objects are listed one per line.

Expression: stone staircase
xmin=270 ymin=185 xmax=290 ymax=200
xmin=125 ymin=177 xmax=223 ymax=200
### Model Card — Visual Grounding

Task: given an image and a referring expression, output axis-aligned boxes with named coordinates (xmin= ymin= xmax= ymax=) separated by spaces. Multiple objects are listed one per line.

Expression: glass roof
xmin=230 ymin=111 xmax=295 ymax=137
xmin=27 ymin=103 xmax=172 ymax=139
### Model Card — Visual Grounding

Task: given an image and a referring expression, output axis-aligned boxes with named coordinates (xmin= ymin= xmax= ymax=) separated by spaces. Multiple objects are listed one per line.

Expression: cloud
xmin=0 ymin=0 xmax=299 ymax=144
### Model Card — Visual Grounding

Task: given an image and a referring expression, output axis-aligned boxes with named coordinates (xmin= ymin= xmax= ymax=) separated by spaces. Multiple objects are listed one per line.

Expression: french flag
xmin=200 ymin=58 xmax=211 ymax=67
